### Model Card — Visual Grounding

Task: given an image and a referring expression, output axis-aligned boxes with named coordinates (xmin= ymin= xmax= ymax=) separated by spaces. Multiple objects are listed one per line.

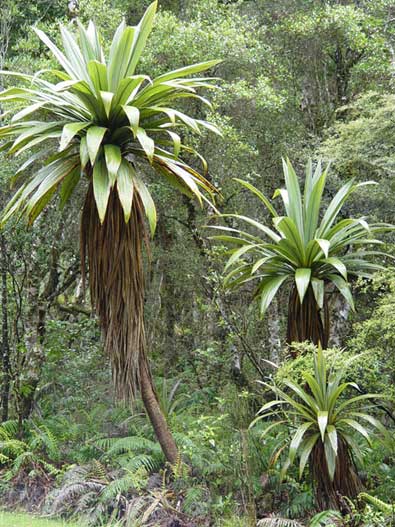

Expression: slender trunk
xmin=139 ymin=356 xmax=179 ymax=465
xmin=0 ymin=234 xmax=10 ymax=421
xmin=287 ymin=284 xmax=329 ymax=351
xmin=329 ymin=293 xmax=350 ymax=347
xmin=267 ymin=297 xmax=281 ymax=365
xmin=17 ymin=306 xmax=46 ymax=425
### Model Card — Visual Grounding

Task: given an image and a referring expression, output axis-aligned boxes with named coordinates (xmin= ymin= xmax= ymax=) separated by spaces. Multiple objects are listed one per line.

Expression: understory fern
xmin=359 ymin=493 xmax=395 ymax=515
xmin=0 ymin=419 xmax=60 ymax=481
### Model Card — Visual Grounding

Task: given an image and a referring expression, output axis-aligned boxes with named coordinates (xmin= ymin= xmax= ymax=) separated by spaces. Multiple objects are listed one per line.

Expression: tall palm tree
xmin=0 ymin=2 xmax=220 ymax=463
xmin=212 ymin=159 xmax=392 ymax=349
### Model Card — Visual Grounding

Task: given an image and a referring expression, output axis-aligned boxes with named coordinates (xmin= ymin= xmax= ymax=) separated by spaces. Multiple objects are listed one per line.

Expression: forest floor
xmin=0 ymin=512 xmax=82 ymax=527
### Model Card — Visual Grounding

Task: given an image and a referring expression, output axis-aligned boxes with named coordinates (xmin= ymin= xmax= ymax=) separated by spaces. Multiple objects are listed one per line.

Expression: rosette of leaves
xmin=252 ymin=347 xmax=388 ymax=509
xmin=212 ymin=159 xmax=393 ymax=348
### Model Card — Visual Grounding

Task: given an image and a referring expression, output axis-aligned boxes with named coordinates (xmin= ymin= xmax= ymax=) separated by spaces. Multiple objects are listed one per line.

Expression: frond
xmin=359 ymin=493 xmax=394 ymax=515
xmin=309 ymin=509 xmax=342 ymax=526
xmin=0 ymin=420 xmax=18 ymax=439
xmin=96 ymin=435 xmax=159 ymax=456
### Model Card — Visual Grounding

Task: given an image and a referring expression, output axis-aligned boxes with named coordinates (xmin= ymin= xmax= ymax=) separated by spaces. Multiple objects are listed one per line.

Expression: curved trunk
xmin=311 ymin=438 xmax=362 ymax=510
xmin=140 ymin=356 xmax=179 ymax=465
xmin=287 ymin=284 xmax=329 ymax=351
xmin=81 ymin=182 xmax=179 ymax=464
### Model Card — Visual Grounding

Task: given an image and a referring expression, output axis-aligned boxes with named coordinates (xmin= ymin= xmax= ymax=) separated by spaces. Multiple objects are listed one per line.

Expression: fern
xmin=48 ymin=458 xmax=154 ymax=526
xmin=89 ymin=459 xmax=108 ymax=482
xmin=0 ymin=438 xmax=28 ymax=457
xmin=309 ymin=510 xmax=341 ymax=526
xmin=51 ymin=479 xmax=105 ymax=513
xmin=100 ymin=472 xmax=142 ymax=501
xmin=359 ymin=493 xmax=395 ymax=515
xmin=0 ymin=420 xmax=18 ymax=439
xmin=183 ymin=486 xmax=210 ymax=516
xmin=125 ymin=495 xmax=150 ymax=525
xmin=95 ymin=435 xmax=160 ymax=457
xmin=30 ymin=425 xmax=61 ymax=461
xmin=120 ymin=453 xmax=160 ymax=473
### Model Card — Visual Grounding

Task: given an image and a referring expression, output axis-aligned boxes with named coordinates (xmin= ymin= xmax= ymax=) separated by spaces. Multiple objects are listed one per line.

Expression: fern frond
xmin=30 ymin=425 xmax=60 ymax=461
xmin=0 ymin=439 xmax=28 ymax=457
xmin=52 ymin=480 xmax=105 ymax=512
xmin=309 ymin=509 xmax=342 ymax=526
xmin=0 ymin=452 xmax=9 ymax=463
xmin=120 ymin=453 xmax=160 ymax=473
xmin=100 ymin=474 xmax=138 ymax=501
xmin=125 ymin=495 xmax=150 ymax=522
xmin=96 ymin=435 xmax=159 ymax=457
xmin=359 ymin=493 xmax=394 ymax=515
xmin=0 ymin=420 xmax=18 ymax=439
xmin=90 ymin=459 xmax=108 ymax=482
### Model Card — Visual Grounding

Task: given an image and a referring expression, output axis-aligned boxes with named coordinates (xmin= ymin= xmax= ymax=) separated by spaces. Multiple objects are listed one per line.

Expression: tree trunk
xmin=287 ymin=284 xmax=329 ymax=351
xmin=139 ymin=356 xmax=179 ymax=465
xmin=311 ymin=438 xmax=362 ymax=511
xmin=0 ymin=234 xmax=10 ymax=422
xmin=329 ymin=293 xmax=351 ymax=347
xmin=267 ymin=297 xmax=282 ymax=364
xmin=16 ymin=306 xmax=46 ymax=428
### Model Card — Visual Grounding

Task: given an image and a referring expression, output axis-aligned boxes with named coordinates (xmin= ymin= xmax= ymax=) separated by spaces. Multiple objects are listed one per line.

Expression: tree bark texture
xmin=311 ymin=439 xmax=362 ymax=511
xmin=139 ymin=356 xmax=179 ymax=465
xmin=0 ymin=234 xmax=10 ymax=421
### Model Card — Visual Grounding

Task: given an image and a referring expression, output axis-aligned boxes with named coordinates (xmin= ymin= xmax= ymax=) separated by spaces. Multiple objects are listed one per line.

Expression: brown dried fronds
xmin=81 ymin=183 xmax=149 ymax=400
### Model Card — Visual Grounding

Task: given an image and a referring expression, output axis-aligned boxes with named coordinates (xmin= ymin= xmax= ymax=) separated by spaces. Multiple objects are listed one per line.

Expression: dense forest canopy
xmin=0 ymin=1 xmax=395 ymax=526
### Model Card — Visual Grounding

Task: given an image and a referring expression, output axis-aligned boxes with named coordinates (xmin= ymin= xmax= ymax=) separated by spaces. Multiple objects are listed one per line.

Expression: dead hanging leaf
xmin=80 ymin=182 xmax=150 ymax=400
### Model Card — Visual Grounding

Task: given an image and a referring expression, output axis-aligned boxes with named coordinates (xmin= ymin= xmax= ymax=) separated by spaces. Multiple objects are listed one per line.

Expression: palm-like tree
xmin=252 ymin=347 xmax=387 ymax=509
xmin=212 ymin=159 xmax=392 ymax=348
xmin=0 ymin=2 xmax=220 ymax=463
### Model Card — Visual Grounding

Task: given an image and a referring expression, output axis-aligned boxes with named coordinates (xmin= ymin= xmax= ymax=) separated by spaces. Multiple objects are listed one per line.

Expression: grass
xmin=0 ymin=511 xmax=83 ymax=527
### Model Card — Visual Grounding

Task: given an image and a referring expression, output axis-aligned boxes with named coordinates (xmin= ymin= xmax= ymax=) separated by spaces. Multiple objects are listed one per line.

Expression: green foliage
xmin=213 ymin=158 xmax=392 ymax=316
xmin=0 ymin=420 xmax=61 ymax=481
xmin=275 ymin=342 xmax=395 ymax=403
xmin=359 ymin=492 xmax=395 ymax=515
xmin=0 ymin=510 xmax=83 ymax=527
xmin=257 ymin=518 xmax=303 ymax=527
xmin=253 ymin=347 xmax=386 ymax=488
xmin=322 ymin=93 xmax=395 ymax=182
xmin=0 ymin=2 xmax=220 ymax=229
xmin=309 ymin=509 xmax=341 ymax=526
xmin=1 ymin=0 xmax=395 ymax=524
